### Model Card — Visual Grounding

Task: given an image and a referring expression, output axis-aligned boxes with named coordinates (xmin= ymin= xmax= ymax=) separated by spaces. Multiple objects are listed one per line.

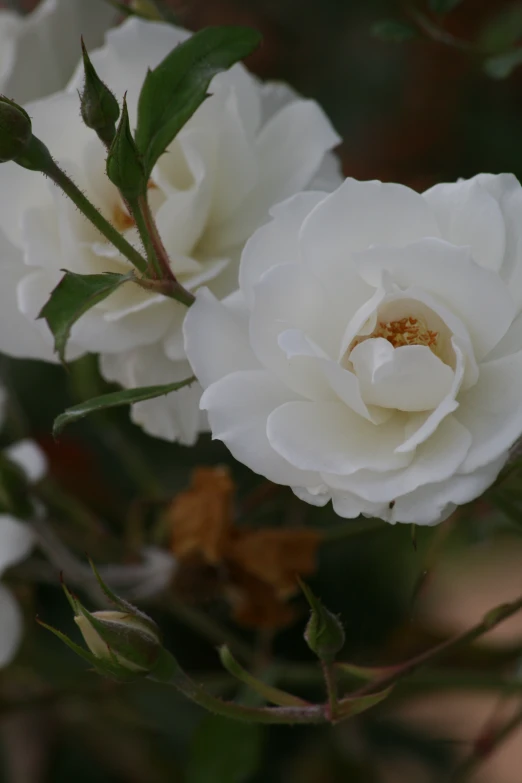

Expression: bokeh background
xmin=3 ymin=1 xmax=522 ymax=781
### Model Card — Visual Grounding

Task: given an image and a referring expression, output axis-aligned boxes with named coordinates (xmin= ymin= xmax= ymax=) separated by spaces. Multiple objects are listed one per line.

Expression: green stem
xmin=127 ymin=197 xmax=163 ymax=279
xmin=138 ymin=195 xmax=195 ymax=306
xmin=321 ymin=661 xmax=339 ymax=721
xmin=44 ymin=159 xmax=147 ymax=274
xmin=351 ymin=593 xmax=522 ymax=698
xmin=150 ymin=649 xmax=326 ymax=725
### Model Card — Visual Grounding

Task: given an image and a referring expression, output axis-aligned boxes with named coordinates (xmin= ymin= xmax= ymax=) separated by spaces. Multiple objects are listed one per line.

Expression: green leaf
xmin=428 ymin=0 xmax=463 ymax=13
xmin=483 ymin=49 xmax=522 ymax=79
xmin=135 ymin=26 xmax=262 ymax=175
xmin=337 ymin=661 xmax=400 ymax=682
xmin=53 ymin=376 xmax=195 ymax=436
xmin=219 ymin=646 xmax=309 ymax=708
xmin=187 ymin=714 xmax=262 ymax=783
xmin=337 ymin=686 xmax=394 ymax=719
xmin=38 ymin=270 xmax=135 ymax=364
xmin=371 ymin=19 xmax=418 ymax=43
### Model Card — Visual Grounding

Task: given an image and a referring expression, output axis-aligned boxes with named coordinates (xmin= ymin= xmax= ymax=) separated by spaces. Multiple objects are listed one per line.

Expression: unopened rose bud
xmin=75 ymin=609 xmax=162 ymax=674
xmin=299 ymin=579 xmax=345 ymax=663
xmin=80 ymin=39 xmax=119 ymax=146
xmin=40 ymin=562 xmax=165 ymax=682
xmin=0 ymin=96 xmax=32 ymax=163
xmin=106 ymin=96 xmax=145 ymax=199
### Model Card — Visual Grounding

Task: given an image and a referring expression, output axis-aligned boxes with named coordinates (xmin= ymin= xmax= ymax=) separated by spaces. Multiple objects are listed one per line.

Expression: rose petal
xmin=183 ymin=288 xmax=259 ymax=388
xmin=215 ymin=99 xmax=341 ymax=248
xmin=0 ymin=515 xmax=34 ymax=576
xmin=299 ymin=178 xmax=441 ymax=303
xmin=456 ymin=350 xmax=522 ymax=472
xmin=323 ymin=415 xmax=471 ymax=503
xmin=423 ymin=178 xmax=507 ymax=272
xmin=239 ymin=191 xmax=326 ymax=308
xmin=249 ymin=263 xmax=342 ymax=398
xmin=200 ymin=370 xmax=321 ymax=487
xmin=267 ymin=400 xmax=411 ymax=474
xmin=350 ymin=339 xmax=455 ymax=412
xmin=5 ymin=440 xmax=47 ymax=483
xmin=395 ymin=337 xmax=465 ymax=452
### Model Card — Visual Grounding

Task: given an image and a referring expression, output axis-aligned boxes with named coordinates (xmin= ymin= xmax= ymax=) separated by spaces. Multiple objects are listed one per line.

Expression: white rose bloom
xmin=0 ymin=17 xmax=341 ymax=444
xmin=0 ymin=0 xmax=115 ymax=103
xmin=0 ymin=397 xmax=47 ymax=665
xmin=184 ymin=174 xmax=522 ymax=525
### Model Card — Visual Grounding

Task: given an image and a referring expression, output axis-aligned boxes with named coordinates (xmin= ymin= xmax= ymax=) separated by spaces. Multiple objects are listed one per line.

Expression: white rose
xmin=0 ymin=0 xmax=115 ymax=103
xmin=184 ymin=174 xmax=522 ymax=525
xmin=0 ymin=427 xmax=47 ymax=666
xmin=0 ymin=16 xmax=341 ymax=444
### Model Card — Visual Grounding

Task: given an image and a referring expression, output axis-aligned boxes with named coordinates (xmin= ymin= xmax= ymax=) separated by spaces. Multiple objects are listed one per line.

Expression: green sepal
xmin=299 ymin=578 xmax=345 ymax=663
xmin=88 ymin=558 xmax=159 ymax=637
xmin=106 ymin=96 xmax=146 ymax=199
xmin=0 ymin=96 xmax=32 ymax=163
xmin=80 ymin=38 xmax=120 ymax=146
xmin=76 ymin=604 xmax=157 ymax=673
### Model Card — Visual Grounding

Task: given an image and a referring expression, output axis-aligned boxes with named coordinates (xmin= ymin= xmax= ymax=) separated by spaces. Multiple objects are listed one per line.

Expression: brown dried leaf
xmin=228 ymin=528 xmax=322 ymax=598
xmin=168 ymin=466 xmax=235 ymax=563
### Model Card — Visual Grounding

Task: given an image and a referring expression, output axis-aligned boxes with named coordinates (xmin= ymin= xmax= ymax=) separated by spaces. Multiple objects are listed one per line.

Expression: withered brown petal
xmin=168 ymin=466 xmax=235 ymax=563
xmin=227 ymin=528 xmax=322 ymax=598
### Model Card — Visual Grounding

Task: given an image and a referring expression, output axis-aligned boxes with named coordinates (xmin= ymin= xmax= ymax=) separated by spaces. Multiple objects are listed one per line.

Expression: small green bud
xmin=299 ymin=579 xmax=345 ymax=663
xmin=75 ymin=609 xmax=162 ymax=675
xmin=80 ymin=38 xmax=120 ymax=146
xmin=0 ymin=96 xmax=32 ymax=163
xmin=106 ymin=96 xmax=145 ymax=199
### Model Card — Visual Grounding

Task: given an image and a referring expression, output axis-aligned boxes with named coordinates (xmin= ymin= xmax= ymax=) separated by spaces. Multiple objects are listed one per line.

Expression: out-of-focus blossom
xmin=0 ymin=425 xmax=47 ymax=666
xmin=0 ymin=0 xmax=115 ymax=103
xmin=185 ymin=174 xmax=522 ymax=525
xmin=0 ymin=16 xmax=341 ymax=444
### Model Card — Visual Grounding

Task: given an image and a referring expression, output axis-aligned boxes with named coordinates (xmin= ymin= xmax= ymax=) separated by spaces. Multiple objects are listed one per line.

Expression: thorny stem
xmin=127 ymin=197 xmax=163 ymax=279
xmin=44 ymin=159 xmax=148 ymax=274
xmin=138 ymin=194 xmax=195 ymax=307
xmin=151 ymin=649 xmax=327 ymax=725
xmin=351 ymin=593 xmax=522 ymax=698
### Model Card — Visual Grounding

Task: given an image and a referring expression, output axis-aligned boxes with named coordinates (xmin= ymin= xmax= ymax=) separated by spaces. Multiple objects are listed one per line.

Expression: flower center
xmin=369 ymin=316 xmax=439 ymax=351
xmin=350 ymin=315 xmax=440 ymax=356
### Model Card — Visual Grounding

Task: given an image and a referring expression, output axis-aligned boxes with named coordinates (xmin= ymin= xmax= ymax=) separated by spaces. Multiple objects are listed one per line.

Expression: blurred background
xmin=3 ymin=1 xmax=522 ymax=781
